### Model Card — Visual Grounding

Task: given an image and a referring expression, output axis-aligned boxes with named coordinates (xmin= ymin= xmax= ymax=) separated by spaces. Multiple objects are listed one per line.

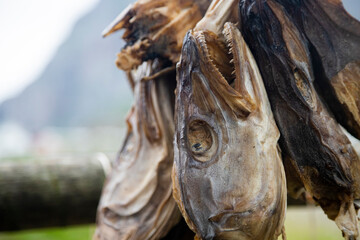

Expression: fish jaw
xmin=179 ymin=29 xmax=255 ymax=118
xmin=173 ymin=25 xmax=286 ymax=239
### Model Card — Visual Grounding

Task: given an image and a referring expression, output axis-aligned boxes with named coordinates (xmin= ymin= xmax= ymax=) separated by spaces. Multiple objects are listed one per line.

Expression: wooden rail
xmin=0 ymin=154 xmax=306 ymax=231
xmin=0 ymin=155 xmax=110 ymax=231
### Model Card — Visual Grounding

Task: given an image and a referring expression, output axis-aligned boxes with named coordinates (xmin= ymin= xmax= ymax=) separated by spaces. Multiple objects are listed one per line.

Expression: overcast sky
xmin=0 ymin=0 xmax=358 ymax=105
xmin=0 ymin=0 xmax=99 ymax=104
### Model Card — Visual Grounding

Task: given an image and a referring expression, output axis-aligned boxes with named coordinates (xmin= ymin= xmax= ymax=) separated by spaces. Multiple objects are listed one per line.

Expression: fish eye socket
xmin=187 ymin=120 xmax=216 ymax=162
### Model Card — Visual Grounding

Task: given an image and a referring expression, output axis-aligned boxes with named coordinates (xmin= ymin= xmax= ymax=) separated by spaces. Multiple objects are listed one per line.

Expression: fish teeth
xmin=196 ymin=33 xmax=209 ymax=54
xmin=229 ymin=46 xmax=234 ymax=54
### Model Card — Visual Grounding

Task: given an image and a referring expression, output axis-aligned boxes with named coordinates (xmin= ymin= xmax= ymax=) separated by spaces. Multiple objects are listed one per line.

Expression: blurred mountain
xmin=0 ymin=0 xmax=134 ymax=132
xmin=1 ymin=0 xmax=357 ymax=134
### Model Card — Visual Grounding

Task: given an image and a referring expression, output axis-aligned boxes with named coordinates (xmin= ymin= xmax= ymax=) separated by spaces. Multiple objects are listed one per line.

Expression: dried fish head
xmin=103 ymin=0 xmax=211 ymax=71
xmin=172 ymin=23 xmax=286 ymax=240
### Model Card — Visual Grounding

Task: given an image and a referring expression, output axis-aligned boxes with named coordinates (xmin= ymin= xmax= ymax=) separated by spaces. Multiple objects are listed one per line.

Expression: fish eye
xmin=187 ymin=119 xmax=216 ymax=162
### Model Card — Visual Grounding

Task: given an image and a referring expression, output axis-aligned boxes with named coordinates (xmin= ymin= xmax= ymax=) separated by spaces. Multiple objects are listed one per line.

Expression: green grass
xmin=0 ymin=225 xmax=95 ymax=240
xmin=0 ymin=207 xmax=345 ymax=240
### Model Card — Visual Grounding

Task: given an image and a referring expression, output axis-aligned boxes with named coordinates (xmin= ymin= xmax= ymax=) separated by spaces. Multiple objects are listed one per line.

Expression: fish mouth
xmin=192 ymin=28 xmax=236 ymax=87
xmin=183 ymin=22 xmax=257 ymax=118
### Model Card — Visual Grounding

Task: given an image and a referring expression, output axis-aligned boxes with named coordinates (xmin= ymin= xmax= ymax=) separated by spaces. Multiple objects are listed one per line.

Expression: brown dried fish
xmin=240 ymin=0 xmax=360 ymax=238
xmin=272 ymin=0 xmax=360 ymax=139
xmin=94 ymin=60 xmax=181 ymax=240
xmin=172 ymin=21 xmax=286 ymax=239
xmin=102 ymin=0 xmax=211 ymax=71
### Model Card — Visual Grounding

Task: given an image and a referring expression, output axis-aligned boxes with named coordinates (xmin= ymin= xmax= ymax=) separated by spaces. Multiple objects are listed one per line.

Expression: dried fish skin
xmin=172 ymin=22 xmax=286 ymax=240
xmin=240 ymin=0 xmax=360 ymax=238
xmin=194 ymin=0 xmax=240 ymax=33
xmin=330 ymin=61 xmax=360 ymax=138
xmin=272 ymin=0 xmax=360 ymax=139
xmin=103 ymin=0 xmax=211 ymax=71
xmin=94 ymin=60 xmax=181 ymax=240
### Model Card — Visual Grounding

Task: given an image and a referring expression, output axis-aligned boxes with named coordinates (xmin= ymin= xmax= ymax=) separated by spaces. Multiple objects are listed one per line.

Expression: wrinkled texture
xmin=172 ymin=20 xmax=286 ymax=239
xmin=330 ymin=62 xmax=360 ymax=138
xmin=103 ymin=0 xmax=211 ymax=71
xmin=94 ymin=60 xmax=181 ymax=240
xmin=271 ymin=0 xmax=360 ymax=139
xmin=240 ymin=0 xmax=360 ymax=238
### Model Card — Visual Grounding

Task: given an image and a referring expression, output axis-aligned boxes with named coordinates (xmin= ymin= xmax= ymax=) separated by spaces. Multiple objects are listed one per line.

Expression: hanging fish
xmin=94 ymin=60 xmax=182 ymax=240
xmin=271 ymin=0 xmax=360 ymax=139
xmin=102 ymin=0 xmax=211 ymax=71
xmin=172 ymin=20 xmax=286 ymax=239
xmin=239 ymin=0 xmax=360 ymax=238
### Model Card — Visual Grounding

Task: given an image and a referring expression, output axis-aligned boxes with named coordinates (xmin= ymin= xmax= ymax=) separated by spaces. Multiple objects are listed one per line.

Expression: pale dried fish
xmin=94 ymin=60 xmax=181 ymax=240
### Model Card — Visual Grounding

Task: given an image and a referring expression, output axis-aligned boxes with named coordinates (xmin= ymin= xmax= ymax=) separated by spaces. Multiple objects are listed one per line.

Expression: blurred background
xmin=0 ymin=0 xmax=359 ymax=239
xmin=0 ymin=0 xmax=134 ymax=159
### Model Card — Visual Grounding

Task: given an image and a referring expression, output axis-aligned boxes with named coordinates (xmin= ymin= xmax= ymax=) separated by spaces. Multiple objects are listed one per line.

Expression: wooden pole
xmin=0 ymin=154 xmax=306 ymax=232
xmin=0 ymin=155 xmax=108 ymax=231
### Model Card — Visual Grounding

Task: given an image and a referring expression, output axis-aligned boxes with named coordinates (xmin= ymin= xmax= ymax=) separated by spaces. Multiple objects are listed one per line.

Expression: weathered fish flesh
xmin=172 ymin=20 xmax=286 ymax=239
xmin=271 ymin=0 xmax=360 ymax=139
xmin=102 ymin=0 xmax=211 ymax=71
xmin=94 ymin=60 xmax=182 ymax=240
xmin=240 ymin=0 xmax=360 ymax=238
